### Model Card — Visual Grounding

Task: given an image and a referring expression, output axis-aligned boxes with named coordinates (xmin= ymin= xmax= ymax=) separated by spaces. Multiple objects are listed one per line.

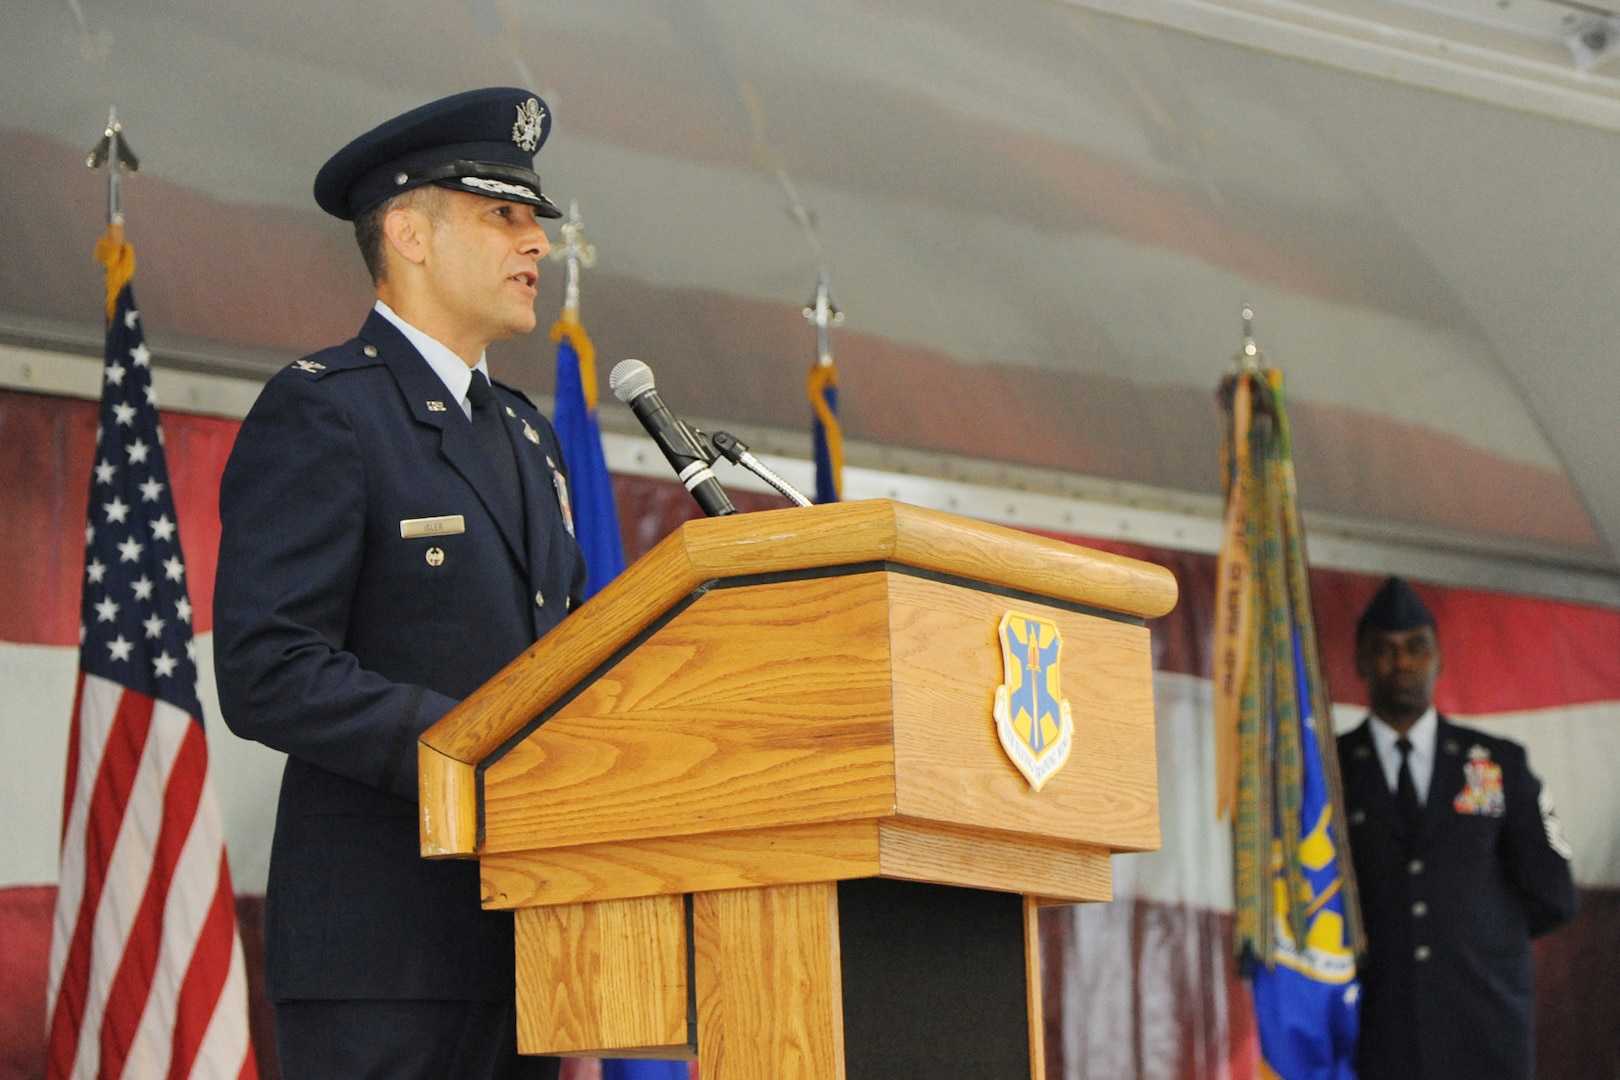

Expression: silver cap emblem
xmin=512 ymin=98 xmax=546 ymax=151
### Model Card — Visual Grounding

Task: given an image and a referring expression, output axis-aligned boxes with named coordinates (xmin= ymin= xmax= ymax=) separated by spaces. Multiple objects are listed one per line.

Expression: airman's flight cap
xmin=1357 ymin=576 xmax=1436 ymax=637
xmin=314 ymin=87 xmax=563 ymax=221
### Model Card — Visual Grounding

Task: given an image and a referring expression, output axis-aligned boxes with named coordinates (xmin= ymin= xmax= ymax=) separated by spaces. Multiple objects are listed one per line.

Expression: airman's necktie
xmin=1395 ymin=736 xmax=1422 ymax=838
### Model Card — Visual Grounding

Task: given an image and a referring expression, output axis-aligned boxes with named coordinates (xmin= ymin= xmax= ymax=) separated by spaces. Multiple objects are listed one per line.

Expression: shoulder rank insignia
xmin=1453 ymin=745 xmax=1505 ymax=816
xmin=292 ymin=360 xmax=326 ymax=374
xmin=522 ymin=419 xmax=541 ymax=444
xmin=992 ymin=610 xmax=1074 ymax=791
xmin=425 ymin=400 xmax=447 ymax=412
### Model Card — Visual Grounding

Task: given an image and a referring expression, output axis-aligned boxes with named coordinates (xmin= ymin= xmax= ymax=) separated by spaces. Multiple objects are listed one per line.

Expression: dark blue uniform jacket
xmin=1339 ymin=717 xmax=1577 ymax=1080
xmin=215 ymin=311 xmax=586 ymax=1002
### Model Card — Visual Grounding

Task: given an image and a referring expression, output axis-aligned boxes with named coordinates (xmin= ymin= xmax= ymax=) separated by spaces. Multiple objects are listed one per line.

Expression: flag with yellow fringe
xmin=1214 ymin=359 xmax=1362 ymax=1080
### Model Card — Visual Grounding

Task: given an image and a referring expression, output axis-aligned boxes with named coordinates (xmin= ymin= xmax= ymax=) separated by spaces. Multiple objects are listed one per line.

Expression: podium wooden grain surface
xmin=419 ymin=500 xmax=1177 ymax=1077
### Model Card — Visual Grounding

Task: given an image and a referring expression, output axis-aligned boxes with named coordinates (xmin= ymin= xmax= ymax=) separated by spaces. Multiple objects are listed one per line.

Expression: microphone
xmin=609 ymin=359 xmax=736 ymax=517
xmin=709 ymin=431 xmax=813 ymax=508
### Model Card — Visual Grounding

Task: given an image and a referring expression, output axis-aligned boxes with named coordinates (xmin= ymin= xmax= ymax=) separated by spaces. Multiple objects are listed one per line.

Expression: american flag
xmin=46 ymin=262 xmax=257 ymax=1080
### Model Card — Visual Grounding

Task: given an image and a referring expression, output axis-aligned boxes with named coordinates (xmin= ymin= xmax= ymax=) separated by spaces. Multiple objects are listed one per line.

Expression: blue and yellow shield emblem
xmin=992 ymin=611 xmax=1074 ymax=791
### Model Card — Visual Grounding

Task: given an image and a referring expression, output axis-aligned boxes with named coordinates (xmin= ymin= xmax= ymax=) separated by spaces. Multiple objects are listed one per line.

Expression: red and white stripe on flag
xmin=45 ymin=272 xmax=256 ymax=1080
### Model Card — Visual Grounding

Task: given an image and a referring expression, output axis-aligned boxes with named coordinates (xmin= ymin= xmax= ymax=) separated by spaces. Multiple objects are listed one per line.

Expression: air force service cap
xmin=314 ymin=87 xmax=563 ymax=221
xmin=1357 ymin=576 xmax=1436 ymax=637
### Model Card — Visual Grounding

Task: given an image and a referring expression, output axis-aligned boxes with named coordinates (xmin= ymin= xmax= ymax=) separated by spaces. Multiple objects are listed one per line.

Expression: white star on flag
xmin=175 ymin=596 xmax=193 ymax=623
xmin=127 ymin=438 xmax=150 ymax=464
xmin=95 ymin=460 xmax=117 ymax=484
xmin=104 ymin=497 xmax=130 ymax=523
xmin=106 ymin=635 xmax=133 ymax=661
xmin=139 ymin=477 xmax=164 ymax=502
xmin=132 ymin=576 xmax=155 ymax=601
xmin=117 ymin=536 xmax=144 ymax=563
xmin=87 ymin=560 xmax=106 ymax=584
xmin=94 ymin=597 xmax=119 ymax=623
xmin=163 ymin=556 xmax=185 ymax=583
xmin=105 ymin=361 xmax=126 ymax=386
xmin=150 ymin=515 xmax=177 ymax=542
xmin=131 ymin=343 xmax=151 ymax=367
xmin=152 ymin=652 xmax=178 ymax=677
xmin=143 ymin=615 xmax=166 ymax=639
xmin=113 ymin=402 xmax=137 ymax=426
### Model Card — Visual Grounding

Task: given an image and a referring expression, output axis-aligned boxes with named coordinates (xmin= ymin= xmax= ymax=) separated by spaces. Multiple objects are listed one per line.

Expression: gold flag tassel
xmin=94 ymin=226 xmax=136 ymax=324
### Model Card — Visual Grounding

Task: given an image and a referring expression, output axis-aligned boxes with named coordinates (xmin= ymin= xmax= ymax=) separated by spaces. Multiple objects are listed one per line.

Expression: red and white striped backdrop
xmin=2 ymin=387 xmax=1616 ymax=1080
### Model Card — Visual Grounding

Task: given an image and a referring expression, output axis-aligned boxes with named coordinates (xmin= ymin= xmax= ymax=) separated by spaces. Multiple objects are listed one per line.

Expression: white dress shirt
xmin=374 ymin=300 xmax=489 ymax=419
xmin=1368 ymin=706 xmax=1438 ymax=805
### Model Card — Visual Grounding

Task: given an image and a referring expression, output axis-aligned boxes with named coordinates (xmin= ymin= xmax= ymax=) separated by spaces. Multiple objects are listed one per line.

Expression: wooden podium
xmin=418 ymin=500 xmax=1177 ymax=1079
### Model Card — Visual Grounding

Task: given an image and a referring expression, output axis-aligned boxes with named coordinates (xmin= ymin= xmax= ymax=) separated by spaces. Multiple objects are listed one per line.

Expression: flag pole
xmin=550 ymin=200 xmax=600 ymax=407
xmin=87 ymin=108 xmax=139 ymax=321
xmin=554 ymin=199 xmax=596 ymax=318
xmin=87 ymin=108 xmax=139 ymax=230
xmin=804 ymin=269 xmax=844 ymax=502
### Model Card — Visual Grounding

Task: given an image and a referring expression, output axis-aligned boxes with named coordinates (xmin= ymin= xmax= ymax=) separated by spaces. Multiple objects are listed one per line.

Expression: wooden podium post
xmin=419 ymin=500 xmax=1176 ymax=1079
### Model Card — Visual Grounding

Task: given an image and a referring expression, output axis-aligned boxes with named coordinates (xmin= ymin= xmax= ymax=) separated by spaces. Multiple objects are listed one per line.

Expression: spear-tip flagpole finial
xmin=803 ymin=269 xmax=844 ymax=367
xmin=548 ymin=199 xmax=596 ymax=314
xmin=1236 ymin=300 xmax=1262 ymax=372
xmin=87 ymin=107 xmax=139 ymax=228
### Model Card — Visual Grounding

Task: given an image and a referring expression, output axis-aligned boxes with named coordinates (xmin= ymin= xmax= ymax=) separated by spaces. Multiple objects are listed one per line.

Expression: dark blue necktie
xmin=1395 ymin=736 xmax=1422 ymax=838
xmin=466 ymin=369 xmax=522 ymax=513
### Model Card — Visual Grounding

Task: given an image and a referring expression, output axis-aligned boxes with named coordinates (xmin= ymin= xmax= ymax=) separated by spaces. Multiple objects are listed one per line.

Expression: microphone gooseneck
xmin=609 ymin=359 xmax=736 ymax=517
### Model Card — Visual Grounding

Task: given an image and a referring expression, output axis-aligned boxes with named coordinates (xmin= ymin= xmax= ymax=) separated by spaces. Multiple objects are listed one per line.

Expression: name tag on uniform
xmin=400 ymin=515 xmax=465 ymax=539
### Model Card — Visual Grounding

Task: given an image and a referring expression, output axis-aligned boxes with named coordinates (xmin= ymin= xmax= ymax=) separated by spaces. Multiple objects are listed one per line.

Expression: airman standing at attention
xmin=1338 ymin=577 xmax=1576 ymax=1080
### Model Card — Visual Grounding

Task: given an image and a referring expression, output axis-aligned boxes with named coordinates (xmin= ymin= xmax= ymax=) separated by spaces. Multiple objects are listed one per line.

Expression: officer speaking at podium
xmin=214 ymin=88 xmax=586 ymax=1080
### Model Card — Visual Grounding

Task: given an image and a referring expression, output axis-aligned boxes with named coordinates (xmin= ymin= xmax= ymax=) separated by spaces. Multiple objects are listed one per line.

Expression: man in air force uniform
xmin=214 ymin=88 xmax=586 ymax=1080
xmin=1337 ymin=577 xmax=1576 ymax=1080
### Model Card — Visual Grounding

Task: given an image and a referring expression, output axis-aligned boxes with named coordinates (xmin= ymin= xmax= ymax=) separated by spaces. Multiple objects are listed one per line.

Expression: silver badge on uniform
xmin=552 ymin=467 xmax=575 ymax=537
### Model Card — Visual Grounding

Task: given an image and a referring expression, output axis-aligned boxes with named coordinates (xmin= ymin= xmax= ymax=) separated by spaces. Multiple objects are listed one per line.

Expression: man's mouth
xmin=510 ymin=271 xmax=537 ymax=289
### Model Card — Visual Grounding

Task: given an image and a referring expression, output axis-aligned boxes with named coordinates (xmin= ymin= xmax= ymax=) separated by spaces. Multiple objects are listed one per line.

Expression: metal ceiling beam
xmin=1057 ymin=0 xmax=1620 ymax=131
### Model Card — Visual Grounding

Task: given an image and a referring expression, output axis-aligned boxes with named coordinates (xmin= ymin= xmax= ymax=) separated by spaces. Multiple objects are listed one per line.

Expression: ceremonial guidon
xmin=214 ymin=87 xmax=585 ymax=1077
xmin=1337 ymin=577 xmax=1576 ymax=1080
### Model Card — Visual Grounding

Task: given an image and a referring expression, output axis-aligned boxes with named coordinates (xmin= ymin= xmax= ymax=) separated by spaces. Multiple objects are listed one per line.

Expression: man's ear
xmin=382 ymin=202 xmax=431 ymax=269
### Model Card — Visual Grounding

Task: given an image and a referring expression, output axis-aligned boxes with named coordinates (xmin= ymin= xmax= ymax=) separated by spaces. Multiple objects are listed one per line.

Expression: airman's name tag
xmin=400 ymin=515 xmax=465 ymax=539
